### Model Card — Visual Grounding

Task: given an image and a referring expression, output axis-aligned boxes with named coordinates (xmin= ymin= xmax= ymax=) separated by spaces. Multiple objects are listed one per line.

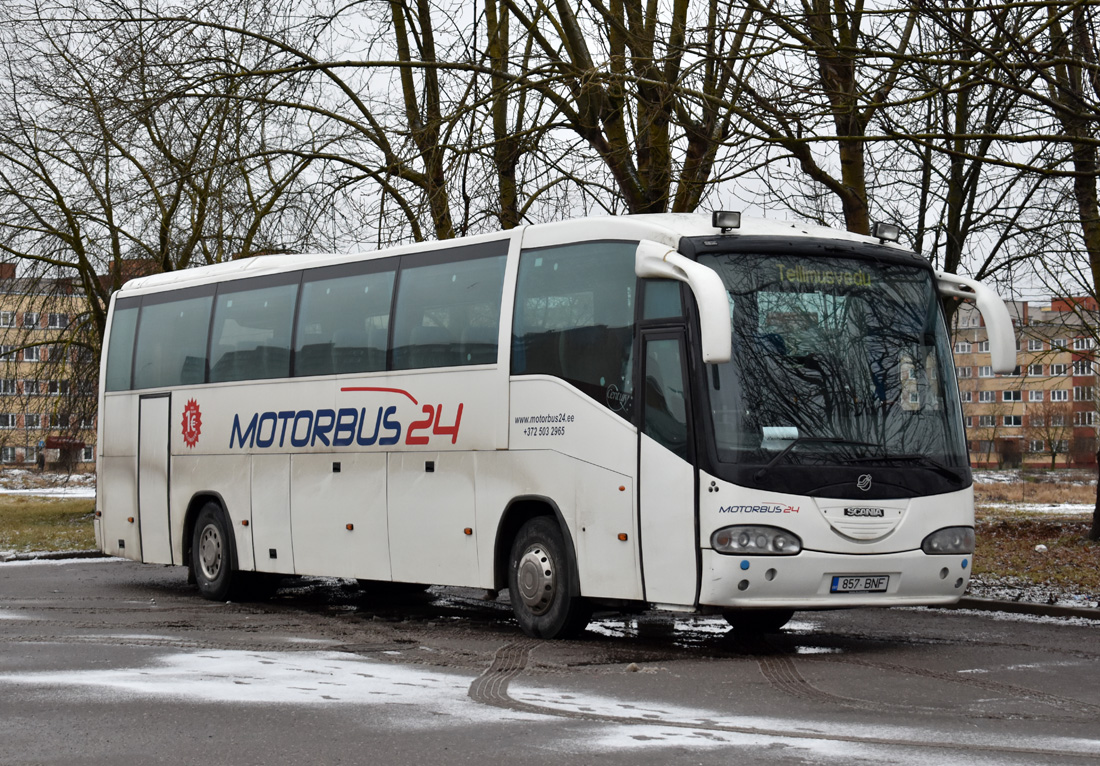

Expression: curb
xmin=946 ymin=596 xmax=1100 ymax=622
xmin=1 ymin=549 xmax=107 ymax=563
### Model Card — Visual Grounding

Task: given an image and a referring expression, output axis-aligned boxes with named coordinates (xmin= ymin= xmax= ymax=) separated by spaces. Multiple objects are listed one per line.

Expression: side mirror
xmin=636 ymin=241 xmax=731 ymax=363
xmin=935 ymin=270 xmax=1016 ymax=373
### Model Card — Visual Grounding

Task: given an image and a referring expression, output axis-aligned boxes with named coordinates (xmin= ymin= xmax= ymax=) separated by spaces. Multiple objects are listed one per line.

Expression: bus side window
xmin=512 ymin=242 xmax=637 ymax=418
xmin=104 ymin=303 xmax=139 ymax=391
xmin=391 ymin=246 xmax=507 ymax=371
xmin=209 ymin=279 xmax=298 ymax=383
xmin=132 ymin=290 xmax=213 ymax=390
xmin=295 ymin=265 xmax=395 ymax=377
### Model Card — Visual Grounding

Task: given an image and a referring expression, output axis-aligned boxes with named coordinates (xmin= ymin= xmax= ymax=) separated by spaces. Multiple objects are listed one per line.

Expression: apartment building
xmin=0 ymin=264 xmax=96 ymax=468
xmin=953 ymin=297 xmax=1099 ymax=468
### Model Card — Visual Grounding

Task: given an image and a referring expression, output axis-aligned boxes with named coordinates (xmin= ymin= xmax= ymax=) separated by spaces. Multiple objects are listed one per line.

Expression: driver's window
xmin=644 ymin=338 xmax=689 ymax=458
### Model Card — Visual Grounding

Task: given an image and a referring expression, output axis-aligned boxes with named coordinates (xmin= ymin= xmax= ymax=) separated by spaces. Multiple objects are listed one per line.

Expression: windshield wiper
xmin=754 ymin=437 xmax=880 ymax=481
xmin=840 ymin=453 xmax=963 ymax=484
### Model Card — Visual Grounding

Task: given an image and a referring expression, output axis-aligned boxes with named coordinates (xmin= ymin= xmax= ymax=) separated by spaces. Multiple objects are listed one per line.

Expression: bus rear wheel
xmin=191 ymin=503 xmax=236 ymax=601
xmin=722 ymin=608 xmax=795 ymax=633
xmin=508 ymin=517 xmax=590 ymax=639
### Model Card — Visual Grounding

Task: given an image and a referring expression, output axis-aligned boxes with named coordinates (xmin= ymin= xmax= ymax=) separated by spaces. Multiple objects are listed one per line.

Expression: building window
xmin=1051 ymin=389 xmax=1069 ymax=402
xmin=1075 ymin=411 xmax=1097 ymax=426
xmin=0 ymin=379 xmax=14 ymax=396
xmin=998 ymin=365 xmax=1022 ymax=377
xmin=1003 ymin=415 xmax=1022 ymax=427
xmin=47 ymin=313 xmax=68 ymax=329
xmin=46 ymin=380 xmax=69 ymax=396
xmin=0 ymin=312 xmax=13 ymax=328
xmin=22 ymin=380 xmax=37 ymax=396
xmin=960 ymin=391 xmax=972 ymax=402
xmin=1053 ymin=338 xmax=1067 ymax=349
xmin=1051 ymin=363 xmax=1068 ymax=376
xmin=79 ymin=415 xmax=95 ymax=429
xmin=0 ymin=345 xmax=14 ymax=360
xmin=21 ymin=312 xmax=38 ymax=329
xmin=1073 ymin=360 xmax=1094 ymax=375
xmin=1074 ymin=337 xmax=1095 ymax=351
xmin=49 ymin=414 xmax=65 ymax=428
xmin=1003 ymin=390 xmax=1021 ymax=402
xmin=979 ymin=366 xmax=993 ymax=378
xmin=1029 ymin=440 xmax=1045 ymax=453
xmin=954 ymin=341 xmax=971 ymax=353
xmin=966 ymin=416 xmax=973 ymax=427
xmin=1027 ymin=364 xmax=1043 ymax=376
xmin=1052 ymin=414 xmax=1066 ymax=426
xmin=978 ymin=415 xmax=995 ymax=427
xmin=81 ymin=446 xmax=94 ymax=462
xmin=1029 ymin=390 xmax=1044 ymax=402
xmin=1053 ymin=439 xmax=1069 ymax=452
xmin=1028 ymin=339 xmax=1044 ymax=352
xmin=957 ymin=366 xmax=972 ymax=378
xmin=978 ymin=390 xmax=995 ymax=403
xmin=1031 ymin=414 xmax=1045 ymax=427
xmin=1074 ymin=386 xmax=1094 ymax=401
xmin=22 ymin=347 xmax=39 ymax=362
xmin=24 ymin=413 xmax=40 ymax=430
xmin=978 ymin=340 xmax=990 ymax=353
xmin=0 ymin=414 xmax=16 ymax=429
xmin=0 ymin=446 xmax=15 ymax=463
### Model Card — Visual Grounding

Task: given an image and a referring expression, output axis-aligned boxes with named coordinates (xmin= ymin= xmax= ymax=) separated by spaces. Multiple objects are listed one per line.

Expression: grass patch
xmin=974 ymin=481 xmax=1095 ymax=506
xmin=975 ymin=511 xmax=1100 ymax=591
xmin=0 ymin=495 xmax=95 ymax=553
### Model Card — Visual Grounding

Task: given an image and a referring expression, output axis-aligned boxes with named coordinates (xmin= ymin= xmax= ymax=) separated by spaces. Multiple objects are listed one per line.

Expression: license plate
xmin=830 ymin=575 xmax=889 ymax=593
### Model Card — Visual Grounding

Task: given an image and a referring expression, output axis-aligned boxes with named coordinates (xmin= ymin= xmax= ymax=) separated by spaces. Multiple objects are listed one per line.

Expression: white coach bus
xmin=95 ymin=212 xmax=1015 ymax=637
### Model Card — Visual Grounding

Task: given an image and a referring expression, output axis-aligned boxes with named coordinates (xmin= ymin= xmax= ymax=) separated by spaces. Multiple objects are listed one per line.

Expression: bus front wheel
xmin=508 ymin=517 xmax=590 ymax=639
xmin=191 ymin=503 xmax=236 ymax=601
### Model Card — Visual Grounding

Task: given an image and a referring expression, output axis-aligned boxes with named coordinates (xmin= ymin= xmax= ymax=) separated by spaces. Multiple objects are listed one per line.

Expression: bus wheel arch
xmin=499 ymin=502 xmax=590 ymax=639
xmin=493 ymin=497 xmax=578 ymax=595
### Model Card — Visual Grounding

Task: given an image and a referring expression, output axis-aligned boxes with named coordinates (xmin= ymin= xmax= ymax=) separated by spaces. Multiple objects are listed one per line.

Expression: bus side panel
xmin=99 ymin=394 xmax=139 ymax=560
xmin=170 ymin=453 xmax=254 ymax=569
xmin=98 ymin=454 xmax=139 ymax=560
xmin=387 ymin=451 xmax=478 ymax=586
xmin=250 ymin=454 xmax=295 ymax=574
xmin=505 ymin=378 xmax=643 ymax=601
xmin=291 ymin=452 xmax=390 ymax=580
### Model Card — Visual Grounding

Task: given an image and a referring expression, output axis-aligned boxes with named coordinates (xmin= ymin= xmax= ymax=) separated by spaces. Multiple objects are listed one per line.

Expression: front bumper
xmin=698 ymin=548 xmax=971 ymax=609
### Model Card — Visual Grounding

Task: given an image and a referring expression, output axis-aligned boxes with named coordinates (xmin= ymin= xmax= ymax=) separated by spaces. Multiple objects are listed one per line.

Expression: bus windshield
xmin=699 ymin=251 xmax=968 ymax=480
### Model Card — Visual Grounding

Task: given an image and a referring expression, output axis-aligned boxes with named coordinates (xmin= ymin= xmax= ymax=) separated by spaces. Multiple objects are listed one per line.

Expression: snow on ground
xmin=979 ymin=503 xmax=1093 ymax=515
xmin=0 ymin=468 xmax=95 ymax=498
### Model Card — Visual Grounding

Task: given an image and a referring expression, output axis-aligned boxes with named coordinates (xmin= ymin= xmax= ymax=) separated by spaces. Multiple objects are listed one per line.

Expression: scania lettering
xmin=96 ymin=212 xmax=1014 ymax=638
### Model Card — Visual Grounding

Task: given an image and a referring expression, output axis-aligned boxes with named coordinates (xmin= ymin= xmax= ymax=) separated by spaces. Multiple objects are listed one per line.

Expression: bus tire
xmin=191 ymin=503 xmax=236 ymax=601
xmin=508 ymin=517 xmax=590 ymax=639
xmin=722 ymin=608 xmax=795 ymax=633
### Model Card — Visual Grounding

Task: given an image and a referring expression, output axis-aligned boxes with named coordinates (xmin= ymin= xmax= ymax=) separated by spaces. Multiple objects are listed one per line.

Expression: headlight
xmin=711 ymin=525 xmax=802 ymax=555
xmin=921 ymin=526 xmax=975 ymax=555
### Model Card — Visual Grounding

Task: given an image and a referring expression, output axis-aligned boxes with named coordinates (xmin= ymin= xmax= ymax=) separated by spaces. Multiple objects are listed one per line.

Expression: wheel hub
xmin=516 ymin=544 xmax=555 ymax=615
xmin=198 ymin=524 xmax=223 ymax=581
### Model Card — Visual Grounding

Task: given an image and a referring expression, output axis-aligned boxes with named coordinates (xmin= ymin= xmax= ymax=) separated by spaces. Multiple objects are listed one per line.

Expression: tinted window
xmin=642 ymin=279 xmax=684 ymax=320
xmin=295 ymin=263 xmax=395 ymax=376
xmin=104 ymin=303 xmax=138 ymax=391
xmin=512 ymin=242 xmax=636 ymax=416
xmin=209 ymin=278 xmax=298 ymax=383
xmin=132 ymin=291 xmax=213 ymax=389
xmin=391 ymin=247 xmax=507 ymax=370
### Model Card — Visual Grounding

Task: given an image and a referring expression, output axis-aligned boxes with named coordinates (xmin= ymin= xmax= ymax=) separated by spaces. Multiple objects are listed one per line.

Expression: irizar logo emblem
xmin=856 ymin=474 xmax=873 ymax=492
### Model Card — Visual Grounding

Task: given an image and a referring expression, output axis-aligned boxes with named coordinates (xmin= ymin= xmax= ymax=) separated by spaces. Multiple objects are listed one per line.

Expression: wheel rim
xmin=197 ymin=523 xmax=223 ymax=581
xmin=516 ymin=543 xmax=555 ymax=615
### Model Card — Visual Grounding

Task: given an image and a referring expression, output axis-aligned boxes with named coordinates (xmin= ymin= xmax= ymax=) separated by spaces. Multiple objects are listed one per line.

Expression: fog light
xmin=712 ymin=525 xmax=802 ymax=556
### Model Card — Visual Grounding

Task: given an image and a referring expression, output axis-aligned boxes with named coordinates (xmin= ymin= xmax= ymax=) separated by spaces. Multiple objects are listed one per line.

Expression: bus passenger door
xmin=638 ymin=332 xmax=699 ymax=607
xmin=137 ymin=394 xmax=172 ymax=564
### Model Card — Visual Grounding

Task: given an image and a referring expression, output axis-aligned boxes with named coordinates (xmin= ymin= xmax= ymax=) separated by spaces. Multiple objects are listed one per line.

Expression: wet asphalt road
xmin=2 ymin=557 xmax=1100 ymax=765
